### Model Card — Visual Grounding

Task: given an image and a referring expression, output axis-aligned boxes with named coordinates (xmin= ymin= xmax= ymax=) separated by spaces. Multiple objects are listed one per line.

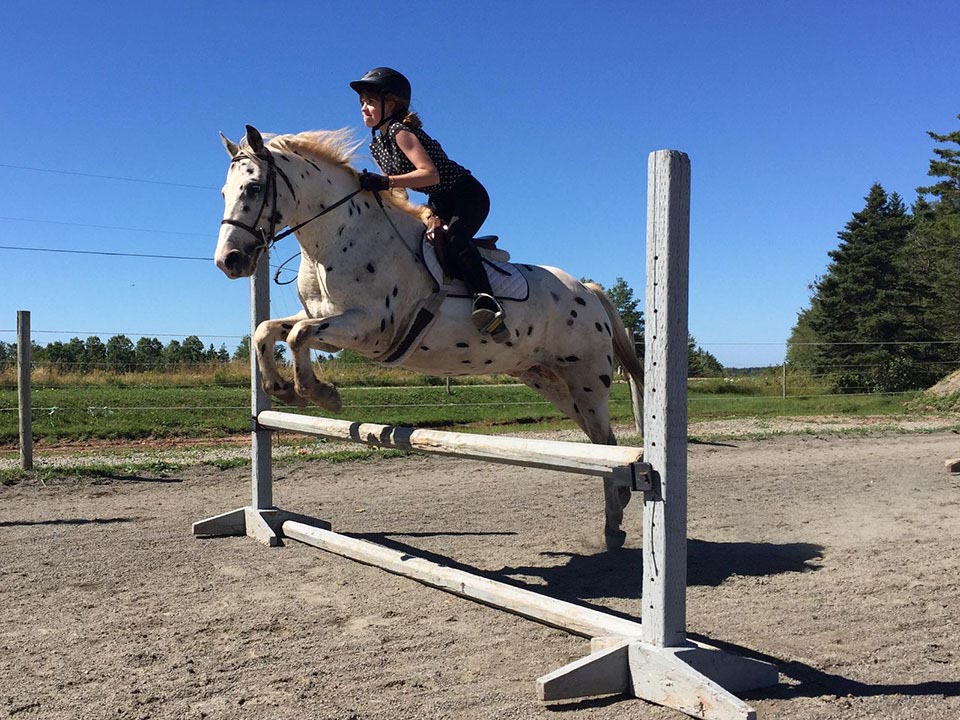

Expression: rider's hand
xmin=359 ymin=170 xmax=391 ymax=192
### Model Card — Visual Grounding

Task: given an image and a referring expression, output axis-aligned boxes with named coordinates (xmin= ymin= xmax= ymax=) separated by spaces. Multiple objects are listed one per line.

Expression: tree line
xmin=789 ymin=114 xmax=960 ymax=392
xmin=0 ymin=335 xmax=244 ymax=372
xmin=2 ymin=277 xmax=725 ymax=377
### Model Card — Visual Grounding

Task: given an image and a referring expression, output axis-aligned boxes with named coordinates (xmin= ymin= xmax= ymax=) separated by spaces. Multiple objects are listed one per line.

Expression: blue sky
xmin=1 ymin=0 xmax=957 ymax=367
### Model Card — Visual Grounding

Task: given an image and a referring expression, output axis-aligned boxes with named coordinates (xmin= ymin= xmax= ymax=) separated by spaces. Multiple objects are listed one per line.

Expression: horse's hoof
xmin=604 ymin=528 xmax=627 ymax=550
xmin=310 ymin=386 xmax=343 ymax=413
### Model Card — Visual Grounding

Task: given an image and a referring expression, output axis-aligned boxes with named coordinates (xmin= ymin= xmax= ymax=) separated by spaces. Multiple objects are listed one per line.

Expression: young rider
xmin=350 ymin=67 xmax=509 ymax=343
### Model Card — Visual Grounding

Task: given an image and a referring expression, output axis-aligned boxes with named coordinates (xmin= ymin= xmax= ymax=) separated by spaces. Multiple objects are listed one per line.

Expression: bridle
xmin=220 ymin=142 xmax=420 ymax=285
xmin=220 ymin=145 xmax=363 ymax=263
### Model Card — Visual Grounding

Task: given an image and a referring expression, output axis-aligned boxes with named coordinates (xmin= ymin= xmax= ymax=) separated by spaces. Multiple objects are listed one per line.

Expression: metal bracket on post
xmin=630 ymin=462 xmax=654 ymax=492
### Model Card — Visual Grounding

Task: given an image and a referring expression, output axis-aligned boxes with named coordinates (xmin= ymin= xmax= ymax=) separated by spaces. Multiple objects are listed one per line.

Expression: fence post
xmin=17 ymin=310 xmax=33 ymax=471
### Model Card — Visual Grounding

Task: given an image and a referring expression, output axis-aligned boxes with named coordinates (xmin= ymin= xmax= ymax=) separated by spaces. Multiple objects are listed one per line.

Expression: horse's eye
xmin=247 ymin=184 xmax=263 ymax=196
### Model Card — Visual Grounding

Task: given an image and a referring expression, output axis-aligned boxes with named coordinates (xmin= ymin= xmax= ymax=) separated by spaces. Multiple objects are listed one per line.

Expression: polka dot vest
xmin=370 ymin=121 xmax=470 ymax=197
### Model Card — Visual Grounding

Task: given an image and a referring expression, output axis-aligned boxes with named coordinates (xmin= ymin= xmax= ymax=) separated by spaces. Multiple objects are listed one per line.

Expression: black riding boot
xmin=449 ymin=229 xmax=509 ymax=343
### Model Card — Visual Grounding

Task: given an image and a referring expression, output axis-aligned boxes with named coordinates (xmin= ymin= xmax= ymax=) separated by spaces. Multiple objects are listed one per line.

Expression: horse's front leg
xmin=253 ymin=314 xmax=311 ymax=406
xmin=287 ymin=311 xmax=373 ymax=412
xmin=254 ymin=314 xmax=342 ymax=406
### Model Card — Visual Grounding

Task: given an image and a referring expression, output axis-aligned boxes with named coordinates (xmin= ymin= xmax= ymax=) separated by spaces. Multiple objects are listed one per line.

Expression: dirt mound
xmin=928 ymin=368 xmax=960 ymax=397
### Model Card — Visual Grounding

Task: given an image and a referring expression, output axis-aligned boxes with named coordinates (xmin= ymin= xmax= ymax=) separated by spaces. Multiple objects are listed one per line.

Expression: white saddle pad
xmin=422 ymin=237 xmax=529 ymax=301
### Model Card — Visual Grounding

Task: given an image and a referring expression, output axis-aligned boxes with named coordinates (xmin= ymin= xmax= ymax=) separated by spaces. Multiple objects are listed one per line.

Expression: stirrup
xmin=472 ymin=293 xmax=509 ymax=343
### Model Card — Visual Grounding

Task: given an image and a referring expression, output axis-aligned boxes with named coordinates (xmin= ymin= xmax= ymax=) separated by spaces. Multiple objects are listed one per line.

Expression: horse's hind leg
xmin=513 ymin=364 xmax=630 ymax=549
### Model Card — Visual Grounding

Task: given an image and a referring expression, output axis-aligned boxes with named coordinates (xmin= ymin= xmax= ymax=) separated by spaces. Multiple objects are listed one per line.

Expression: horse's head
xmin=215 ymin=125 xmax=289 ymax=278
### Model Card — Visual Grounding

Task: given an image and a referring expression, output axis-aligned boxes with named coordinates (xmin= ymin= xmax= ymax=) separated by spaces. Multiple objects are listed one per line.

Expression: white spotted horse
xmin=215 ymin=125 xmax=645 ymax=548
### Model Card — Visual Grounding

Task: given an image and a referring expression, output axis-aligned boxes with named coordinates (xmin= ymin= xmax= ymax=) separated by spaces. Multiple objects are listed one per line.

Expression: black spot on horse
xmin=242 ymin=205 xmax=250 ymax=212
xmin=564 ymin=355 xmax=580 ymax=362
xmin=527 ymin=326 xmax=533 ymax=336
xmin=607 ymin=355 xmax=613 ymax=365
xmin=515 ymin=329 xmax=520 ymax=337
xmin=596 ymin=322 xmax=604 ymax=332
xmin=462 ymin=360 xmax=471 ymax=364
xmin=392 ymin=286 xmax=398 ymax=297
xmin=281 ymin=324 xmax=292 ymax=330
xmin=380 ymin=319 xmax=386 ymax=332
xmin=348 ymin=206 xmax=353 ymax=216
xmin=385 ymin=296 xmax=390 ymax=308
xmin=522 ymin=264 xmax=534 ymax=271
xmin=420 ymin=345 xmax=430 ymax=351
xmin=589 ymin=409 xmax=596 ymax=415
xmin=484 ymin=359 xmax=493 ymax=365
xmin=456 ymin=342 xmax=469 ymax=348
xmin=364 ymin=201 xmax=371 ymax=209
xmin=604 ymin=323 xmax=611 ymax=335
xmin=341 ymin=246 xmax=348 ymax=253
xmin=533 ymin=383 xmax=541 ymax=389
xmin=505 ymin=341 xmax=514 ymax=347
xmin=567 ymin=319 xmax=574 ymax=326
xmin=326 ymin=265 xmax=334 ymax=272
xmin=337 ymin=225 xmax=345 ymax=236
xmin=367 ymin=263 xmax=375 ymax=273
xmin=390 ymin=314 xmax=394 ymax=325
xmin=599 ymin=374 xmax=611 ymax=388
xmin=319 ymin=322 xmax=329 ymax=331
xmin=570 ymin=310 xmax=578 ymax=318
xmin=583 ymin=386 xmax=593 ymax=392
xmin=573 ymin=403 xmax=580 ymax=414
xmin=550 ymin=292 xmax=560 ymax=303
xmin=575 ymin=297 xmax=587 ymax=306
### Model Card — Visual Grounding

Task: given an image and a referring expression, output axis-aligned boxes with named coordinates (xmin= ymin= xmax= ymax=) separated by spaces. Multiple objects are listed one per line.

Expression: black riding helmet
xmin=350 ymin=67 xmax=412 ymax=107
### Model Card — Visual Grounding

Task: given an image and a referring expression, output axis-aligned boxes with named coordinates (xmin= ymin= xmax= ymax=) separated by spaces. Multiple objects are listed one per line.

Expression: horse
xmin=215 ymin=125 xmax=644 ymax=548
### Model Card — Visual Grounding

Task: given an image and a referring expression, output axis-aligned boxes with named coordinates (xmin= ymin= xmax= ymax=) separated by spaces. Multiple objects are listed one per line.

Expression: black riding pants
xmin=428 ymin=175 xmax=493 ymax=297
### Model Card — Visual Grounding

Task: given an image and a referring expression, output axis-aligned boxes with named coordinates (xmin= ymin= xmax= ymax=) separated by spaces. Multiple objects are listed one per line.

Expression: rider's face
xmin=359 ymin=92 xmax=395 ymax=129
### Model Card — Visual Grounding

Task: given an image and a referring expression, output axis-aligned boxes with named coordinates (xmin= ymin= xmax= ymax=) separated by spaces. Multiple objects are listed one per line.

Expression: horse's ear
xmin=220 ymin=132 xmax=239 ymax=158
xmin=245 ymin=124 xmax=265 ymax=153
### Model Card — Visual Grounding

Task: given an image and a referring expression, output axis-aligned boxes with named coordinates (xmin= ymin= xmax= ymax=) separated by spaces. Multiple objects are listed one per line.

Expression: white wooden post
xmin=539 ymin=151 xmax=777 ymax=719
xmin=642 ymin=150 xmax=690 ymax=648
xmin=194 ymin=251 xmax=317 ymax=545
xmin=251 ymin=254 xmax=273 ymax=509
xmin=17 ymin=310 xmax=33 ymax=471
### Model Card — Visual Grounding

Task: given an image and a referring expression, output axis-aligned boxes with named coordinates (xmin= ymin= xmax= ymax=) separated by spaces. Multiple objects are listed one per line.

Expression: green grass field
xmin=0 ymin=379 xmax=927 ymax=444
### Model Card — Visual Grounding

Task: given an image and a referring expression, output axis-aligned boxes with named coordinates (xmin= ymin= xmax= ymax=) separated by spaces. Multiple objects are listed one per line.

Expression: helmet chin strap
xmin=371 ymin=97 xmax=399 ymax=137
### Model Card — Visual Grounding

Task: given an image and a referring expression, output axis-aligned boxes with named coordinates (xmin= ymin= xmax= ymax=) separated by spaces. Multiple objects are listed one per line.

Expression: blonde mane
xmin=267 ymin=130 xmax=429 ymax=223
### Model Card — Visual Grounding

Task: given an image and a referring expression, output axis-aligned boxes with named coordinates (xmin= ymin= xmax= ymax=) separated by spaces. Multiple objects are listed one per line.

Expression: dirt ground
xmin=1 ymin=426 xmax=959 ymax=719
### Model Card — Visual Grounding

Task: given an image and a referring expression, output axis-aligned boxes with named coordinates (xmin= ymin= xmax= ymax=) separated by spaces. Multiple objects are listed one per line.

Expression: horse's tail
xmin=584 ymin=282 xmax=644 ymax=430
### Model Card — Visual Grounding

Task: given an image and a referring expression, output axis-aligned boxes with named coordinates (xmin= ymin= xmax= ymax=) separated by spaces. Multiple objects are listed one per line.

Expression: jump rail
xmin=256 ymin=410 xmax=652 ymax=489
xmin=194 ymin=150 xmax=778 ymax=720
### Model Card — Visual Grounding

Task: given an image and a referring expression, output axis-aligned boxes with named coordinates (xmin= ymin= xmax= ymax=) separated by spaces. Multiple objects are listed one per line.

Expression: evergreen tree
xmin=806 ymin=184 xmax=934 ymax=391
xmin=233 ymin=335 xmax=251 ymax=362
xmin=688 ymin=335 xmax=723 ymax=377
xmin=134 ymin=337 xmax=163 ymax=369
xmin=105 ymin=335 xmax=135 ymax=372
xmin=910 ymin=115 xmax=960 ymax=357
xmin=83 ymin=336 xmax=106 ymax=371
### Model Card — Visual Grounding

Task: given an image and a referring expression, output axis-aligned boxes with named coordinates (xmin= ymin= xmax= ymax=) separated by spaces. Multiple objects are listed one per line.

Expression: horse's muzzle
xmin=217 ymin=249 xmax=253 ymax=279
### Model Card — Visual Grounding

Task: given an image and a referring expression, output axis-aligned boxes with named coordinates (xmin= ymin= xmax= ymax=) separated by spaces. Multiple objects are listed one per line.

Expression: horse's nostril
xmin=224 ymin=250 xmax=245 ymax=273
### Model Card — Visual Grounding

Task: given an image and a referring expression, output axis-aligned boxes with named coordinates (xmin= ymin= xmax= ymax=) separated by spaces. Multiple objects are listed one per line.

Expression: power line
xmin=0 ymin=162 xmax=217 ymax=190
xmin=0 ymin=244 xmax=211 ymax=261
xmin=0 ymin=215 xmax=211 ymax=238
